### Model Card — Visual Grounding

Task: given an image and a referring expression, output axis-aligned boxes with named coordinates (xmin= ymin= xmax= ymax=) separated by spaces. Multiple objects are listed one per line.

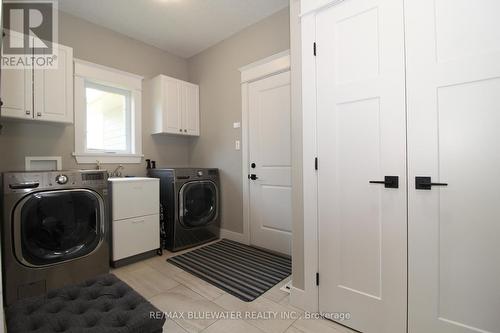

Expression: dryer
xmin=1 ymin=170 xmax=109 ymax=306
xmin=148 ymin=168 xmax=220 ymax=251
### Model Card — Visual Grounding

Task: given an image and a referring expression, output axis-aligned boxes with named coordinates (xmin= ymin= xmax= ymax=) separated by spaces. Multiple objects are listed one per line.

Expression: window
xmin=73 ymin=60 xmax=143 ymax=164
xmin=85 ymin=82 xmax=131 ymax=153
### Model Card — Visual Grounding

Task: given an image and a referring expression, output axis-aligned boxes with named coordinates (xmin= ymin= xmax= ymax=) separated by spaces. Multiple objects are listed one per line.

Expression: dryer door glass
xmin=17 ymin=190 xmax=104 ymax=266
xmin=180 ymin=181 xmax=218 ymax=228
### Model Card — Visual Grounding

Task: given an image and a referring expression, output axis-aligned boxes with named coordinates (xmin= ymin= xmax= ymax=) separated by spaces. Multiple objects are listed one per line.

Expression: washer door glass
xmin=180 ymin=181 xmax=218 ymax=228
xmin=17 ymin=190 xmax=104 ymax=266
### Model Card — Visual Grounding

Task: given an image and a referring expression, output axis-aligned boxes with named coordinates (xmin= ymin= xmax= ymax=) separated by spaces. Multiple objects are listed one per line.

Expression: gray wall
xmin=187 ymin=8 xmax=291 ymax=233
xmin=0 ymin=11 xmax=191 ymax=175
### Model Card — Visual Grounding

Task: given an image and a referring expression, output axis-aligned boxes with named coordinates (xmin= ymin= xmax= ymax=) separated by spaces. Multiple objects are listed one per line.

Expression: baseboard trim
xmin=290 ymin=285 xmax=318 ymax=312
xmin=220 ymin=228 xmax=249 ymax=244
xmin=111 ymin=249 xmax=158 ymax=268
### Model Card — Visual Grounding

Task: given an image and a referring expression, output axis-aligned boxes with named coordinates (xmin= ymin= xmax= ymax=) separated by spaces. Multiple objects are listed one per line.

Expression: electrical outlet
xmin=233 ymin=122 xmax=241 ymax=129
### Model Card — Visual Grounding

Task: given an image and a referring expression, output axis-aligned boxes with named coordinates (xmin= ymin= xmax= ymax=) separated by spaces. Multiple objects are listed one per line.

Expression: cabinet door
xmin=111 ymin=179 xmax=159 ymax=221
xmin=33 ymin=43 xmax=73 ymax=123
xmin=182 ymin=83 xmax=200 ymax=136
xmin=0 ymin=33 xmax=33 ymax=120
xmin=112 ymin=214 xmax=160 ymax=261
xmin=163 ymin=78 xmax=182 ymax=134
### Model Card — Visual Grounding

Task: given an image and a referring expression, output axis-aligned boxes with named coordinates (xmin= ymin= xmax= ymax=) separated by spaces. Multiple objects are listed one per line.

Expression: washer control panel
xmin=3 ymin=170 xmax=108 ymax=193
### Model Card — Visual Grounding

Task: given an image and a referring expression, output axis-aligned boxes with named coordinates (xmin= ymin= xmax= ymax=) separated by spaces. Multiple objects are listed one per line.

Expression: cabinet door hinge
xmin=313 ymin=42 xmax=317 ymax=56
xmin=316 ymin=272 xmax=320 ymax=286
xmin=314 ymin=157 xmax=318 ymax=170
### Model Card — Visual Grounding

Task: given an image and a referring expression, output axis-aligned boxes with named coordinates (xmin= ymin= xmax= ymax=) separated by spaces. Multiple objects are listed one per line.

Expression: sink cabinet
xmin=108 ymin=178 xmax=160 ymax=266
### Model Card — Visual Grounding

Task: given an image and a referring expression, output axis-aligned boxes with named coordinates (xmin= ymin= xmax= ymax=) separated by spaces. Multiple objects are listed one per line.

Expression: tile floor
xmin=111 ymin=241 xmax=356 ymax=333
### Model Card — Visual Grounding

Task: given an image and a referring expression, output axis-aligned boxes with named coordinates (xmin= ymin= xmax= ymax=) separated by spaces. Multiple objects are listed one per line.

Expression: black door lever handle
xmin=248 ymin=174 xmax=259 ymax=180
xmin=369 ymin=176 xmax=399 ymax=189
xmin=415 ymin=176 xmax=448 ymax=190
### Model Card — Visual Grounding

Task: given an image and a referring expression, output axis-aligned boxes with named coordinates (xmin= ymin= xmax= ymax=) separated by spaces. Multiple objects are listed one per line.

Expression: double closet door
xmin=315 ymin=0 xmax=500 ymax=333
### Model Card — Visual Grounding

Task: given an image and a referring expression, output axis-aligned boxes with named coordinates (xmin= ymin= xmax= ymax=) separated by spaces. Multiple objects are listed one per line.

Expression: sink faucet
xmin=96 ymin=160 xmax=101 ymax=170
xmin=111 ymin=165 xmax=124 ymax=178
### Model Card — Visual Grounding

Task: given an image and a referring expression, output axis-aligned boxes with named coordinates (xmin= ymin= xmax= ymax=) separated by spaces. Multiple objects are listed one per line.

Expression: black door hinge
xmin=316 ymin=272 xmax=319 ymax=286
xmin=313 ymin=42 xmax=317 ymax=56
xmin=314 ymin=157 xmax=318 ymax=170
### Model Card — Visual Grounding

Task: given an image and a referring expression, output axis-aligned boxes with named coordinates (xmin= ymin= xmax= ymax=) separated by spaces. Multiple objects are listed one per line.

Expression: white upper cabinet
xmin=147 ymin=74 xmax=200 ymax=136
xmin=33 ymin=43 xmax=74 ymax=123
xmin=0 ymin=66 xmax=32 ymax=120
xmin=1 ymin=33 xmax=32 ymax=120
xmin=163 ymin=78 xmax=182 ymax=133
xmin=0 ymin=32 xmax=74 ymax=124
xmin=182 ymin=82 xmax=200 ymax=136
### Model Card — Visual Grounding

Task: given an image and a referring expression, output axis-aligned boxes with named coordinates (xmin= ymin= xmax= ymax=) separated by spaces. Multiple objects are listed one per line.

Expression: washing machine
xmin=1 ymin=170 xmax=109 ymax=306
xmin=148 ymin=168 xmax=220 ymax=251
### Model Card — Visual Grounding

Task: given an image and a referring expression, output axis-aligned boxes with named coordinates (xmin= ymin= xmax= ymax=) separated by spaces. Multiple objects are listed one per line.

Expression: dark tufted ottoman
xmin=6 ymin=274 xmax=165 ymax=333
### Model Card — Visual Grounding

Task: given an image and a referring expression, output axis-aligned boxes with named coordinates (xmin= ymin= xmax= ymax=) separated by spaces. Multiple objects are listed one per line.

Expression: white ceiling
xmin=58 ymin=0 xmax=289 ymax=58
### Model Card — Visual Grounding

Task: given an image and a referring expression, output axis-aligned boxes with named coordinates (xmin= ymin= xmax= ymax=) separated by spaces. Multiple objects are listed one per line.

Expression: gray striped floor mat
xmin=167 ymin=239 xmax=291 ymax=302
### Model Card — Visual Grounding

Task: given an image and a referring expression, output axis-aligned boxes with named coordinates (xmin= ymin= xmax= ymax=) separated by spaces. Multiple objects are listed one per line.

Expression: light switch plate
xmin=235 ymin=140 xmax=241 ymax=151
xmin=233 ymin=122 xmax=241 ymax=129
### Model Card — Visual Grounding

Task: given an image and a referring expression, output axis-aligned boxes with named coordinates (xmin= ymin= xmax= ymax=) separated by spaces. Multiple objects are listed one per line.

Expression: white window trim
xmin=73 ymin=59 xmax=144 ymax=164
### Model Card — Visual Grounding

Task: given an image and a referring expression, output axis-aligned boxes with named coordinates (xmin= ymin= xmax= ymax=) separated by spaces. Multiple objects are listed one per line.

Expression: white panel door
xmin=33 ymin=43 xmax=73 ymax=123
xmin=316 ymin=0 xmax=407 ymax=332
xmin=248 ymin=70 xmax=292 ymax=255
xmin=406 ymin=1 xmax=500 ymax=332
xmin=1 ymin=32 xmax=32 ymax=120
xmin=182 ymin=83 xmax=200 ymax=136
xmin=164 ymin=78 xmax=182 ymax=134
